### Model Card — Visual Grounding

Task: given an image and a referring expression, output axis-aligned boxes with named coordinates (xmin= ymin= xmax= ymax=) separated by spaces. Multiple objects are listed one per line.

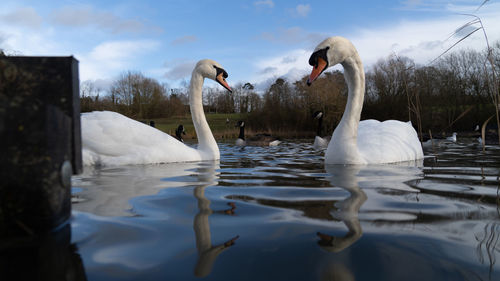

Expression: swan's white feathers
xmin=357 ymin=119 xmax=423 ymax=163
xmin=82 ymin=59 xmax=228 ymax=166
xmin=310 ymin=36 xmax=424 ymax=164
xmin=82 ymin=111 xmax=204 ymax=166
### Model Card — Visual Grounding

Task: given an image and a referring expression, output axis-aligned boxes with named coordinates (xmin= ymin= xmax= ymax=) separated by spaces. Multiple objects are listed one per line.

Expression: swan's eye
xmin=308 ymin=47 xmax=329 ymax=67
xmin=213 ymin=65 xmax=229 ymax=79
xmin=309 ymin=53 xmax=318 ymax=67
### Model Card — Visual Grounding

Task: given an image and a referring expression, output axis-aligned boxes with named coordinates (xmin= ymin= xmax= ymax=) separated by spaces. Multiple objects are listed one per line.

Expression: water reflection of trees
xmin=475 ymin=222 xmax=500 ymax=279
xmin=72 ymin=163 xmax=199 ymax=216
xmin=231 ymin=163 xmax=423 ymax=253
xmin=0 ymin=224 xmax=87 ymax=280
xmin=71 ymin=162 xmax=240 ymax=280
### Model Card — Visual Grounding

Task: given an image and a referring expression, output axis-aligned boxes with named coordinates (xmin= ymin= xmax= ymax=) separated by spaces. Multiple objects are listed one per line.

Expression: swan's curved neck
xmin=190 ymin=72 xmax=219 ymax=156
xmin=194 ymin=185 xmax=212 ymax=251
xmin=326 ymin=52 xmax=365 ymax=164
xmin=336 ymin=55 xmax=365 ymax=139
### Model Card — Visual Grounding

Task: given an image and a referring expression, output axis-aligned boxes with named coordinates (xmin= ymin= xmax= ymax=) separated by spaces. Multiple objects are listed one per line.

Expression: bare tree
xmin=109 ymin=71 xmax=168 ymax=118
xmin=430 ymin=6 xmax=500 ymax=144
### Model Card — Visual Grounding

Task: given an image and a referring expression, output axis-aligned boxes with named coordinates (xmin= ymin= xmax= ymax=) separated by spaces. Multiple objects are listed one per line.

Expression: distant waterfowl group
xmin=235 ymin=120 xmax=281 ymax=146
xmin=82 ymin=36 xmax=427 ymax=166
xmin=422 ymin=132 xmax=458 ymax=148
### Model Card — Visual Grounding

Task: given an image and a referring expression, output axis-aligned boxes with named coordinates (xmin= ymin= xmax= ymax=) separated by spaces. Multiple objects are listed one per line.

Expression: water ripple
xmin=70 ymin=138 xmax=500 ymax=280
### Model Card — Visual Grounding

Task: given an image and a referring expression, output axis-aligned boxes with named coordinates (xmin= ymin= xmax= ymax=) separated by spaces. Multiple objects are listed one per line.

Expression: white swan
xmin=82 ymin=59 xmax=232 ymax=166
xmin=307 ymin=37 xmax=423 ymax=164
xmin=312 ymin=111 xmax=331 ymax=150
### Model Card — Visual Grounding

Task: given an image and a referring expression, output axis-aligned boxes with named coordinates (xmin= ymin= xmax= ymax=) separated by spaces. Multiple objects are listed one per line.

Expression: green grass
xmin=149 ymin=113 xmax=248 ymax=140
xmin=147 ymin=112 xmax=317 ymax=140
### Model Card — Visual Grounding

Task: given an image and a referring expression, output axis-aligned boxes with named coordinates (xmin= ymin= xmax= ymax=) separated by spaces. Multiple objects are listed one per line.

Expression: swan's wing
xmin=357 ymin=119 xmax=423 ymax=163
xmin=82 ymin=111 xmax=200 ymax=165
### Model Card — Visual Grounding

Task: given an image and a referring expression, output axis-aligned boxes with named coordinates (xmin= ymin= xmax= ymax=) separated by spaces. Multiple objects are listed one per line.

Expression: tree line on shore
xmin=81 ymin=42 xmax=500 ymax=142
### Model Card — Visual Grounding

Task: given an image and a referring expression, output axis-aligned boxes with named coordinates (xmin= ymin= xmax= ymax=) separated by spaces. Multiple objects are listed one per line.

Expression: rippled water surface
xmin=71 ymin=139 xmax=500 ymax=281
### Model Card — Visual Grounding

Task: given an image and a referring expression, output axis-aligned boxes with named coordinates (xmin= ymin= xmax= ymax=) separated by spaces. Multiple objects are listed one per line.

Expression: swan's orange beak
xmin=307 ymin=57 xmax=327 ymax=86
xmin=216 ymin=73 xmax=232 ymax=93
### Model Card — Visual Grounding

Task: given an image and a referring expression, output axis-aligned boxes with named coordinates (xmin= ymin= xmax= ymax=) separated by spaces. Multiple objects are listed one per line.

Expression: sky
xmin=1 ymin=0 xmax=500 ymax=92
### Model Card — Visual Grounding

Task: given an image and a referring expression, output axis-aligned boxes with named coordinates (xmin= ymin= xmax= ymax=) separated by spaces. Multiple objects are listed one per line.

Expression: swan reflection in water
xmin=317 ymin=161 xmax=423 ymax=281
xmin=317 ymin=161 xmax=423 ymax=253
xmin=72 ymin=161 xmax=239 ymax=278
xmin=317 ymin=165 xmax=367 ymax=253
xmin=192 ymin=162 xmax=239 ymax=277
xmin=72 ymin=163 xmax=202 ymax=216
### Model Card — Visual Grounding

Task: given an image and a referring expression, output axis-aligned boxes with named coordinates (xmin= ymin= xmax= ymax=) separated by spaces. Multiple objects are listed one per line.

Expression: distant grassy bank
xmin=143 ymin=113 xmax=316 ymax=140
xmin=145 ymin=113 xmax=246 ymax=140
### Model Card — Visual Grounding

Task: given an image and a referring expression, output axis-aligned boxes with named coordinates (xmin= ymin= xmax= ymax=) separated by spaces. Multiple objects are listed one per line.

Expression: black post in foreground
xmin=0 ymin=56 xmax=82 ymax=237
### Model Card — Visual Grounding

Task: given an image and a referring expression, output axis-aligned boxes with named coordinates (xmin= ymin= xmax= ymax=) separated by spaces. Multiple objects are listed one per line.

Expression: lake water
xmin=70 ymin=139 xmax=500 ymax=281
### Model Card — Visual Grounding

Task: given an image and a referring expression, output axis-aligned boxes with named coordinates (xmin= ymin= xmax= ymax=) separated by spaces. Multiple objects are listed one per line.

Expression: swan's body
xmin=235 ymin=121 xmax=281 ymax=146
xmin=82 ymin=59 xmax=232 ymax=166
xmin=312 ymin=111 xmax=330 ymax=149
xmin=307 ymin=37 xmax=423 ymax=164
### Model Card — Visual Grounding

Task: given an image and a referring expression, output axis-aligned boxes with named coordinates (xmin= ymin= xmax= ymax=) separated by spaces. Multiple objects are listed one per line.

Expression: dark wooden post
xmin=0 ymin=56 xmax=82 ymax=237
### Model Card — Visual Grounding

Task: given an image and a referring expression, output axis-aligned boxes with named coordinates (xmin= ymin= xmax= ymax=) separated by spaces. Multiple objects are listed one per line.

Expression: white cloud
xmin=91 ymin=79 xmax=114 ymax=91
xmin=171 ymin=35 xmax=197 ymax=46
xmin=251 ymin=4 xmax=500 ymax=90
xmin=402 ymin=0 xmax=422 ymax=6
xmin=351 ymin=12 xmax=500 ymax=68
xmin=0 ymin=25 xmax=60 ymax=55
xmin=258 ymin=26 xmax=326 ymax=46
xmin=399 ymin=0 xmax=454 ymax=12
xmin=252 ymin=49 xmax=311 ymax=91
xmin=0 ymin=7 xmax=42 ymax=29
xmin=51 ymin=6 xmax=160 ymax=34
xmin=259 ymin=66 xmax=278 ymax=74
xmin=295 ymin=4 xmax=311 ymax=17
xmin=163 ymin=60 xmax=197 ymax=80
xmin=254 ymin=0 xmax=274 ymax=9
xmin=77 ymin=40 xmax=160 ymax=81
